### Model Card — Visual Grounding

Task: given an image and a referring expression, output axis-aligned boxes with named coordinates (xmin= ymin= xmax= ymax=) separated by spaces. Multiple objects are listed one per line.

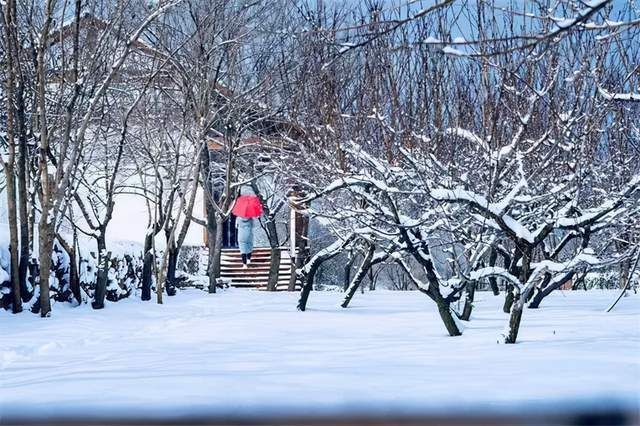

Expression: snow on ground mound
xmin=0 ymin=290 xmax=638 ymax=421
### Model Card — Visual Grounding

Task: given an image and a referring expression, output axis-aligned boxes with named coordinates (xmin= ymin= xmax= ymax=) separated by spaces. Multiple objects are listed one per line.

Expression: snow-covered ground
xmin=1 ymin=289 xmax=638 ymax=422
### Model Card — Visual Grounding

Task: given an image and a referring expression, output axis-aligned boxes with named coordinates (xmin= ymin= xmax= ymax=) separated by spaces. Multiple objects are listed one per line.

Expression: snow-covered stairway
xmin=220 ymin=247 xmax=300 ymax=291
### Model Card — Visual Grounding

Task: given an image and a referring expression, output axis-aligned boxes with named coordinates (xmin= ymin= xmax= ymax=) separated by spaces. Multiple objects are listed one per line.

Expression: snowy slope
xmin=0 ymin=289 xmax=638 ymax=421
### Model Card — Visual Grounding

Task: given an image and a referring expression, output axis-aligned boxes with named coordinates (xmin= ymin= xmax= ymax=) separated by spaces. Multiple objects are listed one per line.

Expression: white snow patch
xmin=0 ymin=289 xmax=638 ymax=420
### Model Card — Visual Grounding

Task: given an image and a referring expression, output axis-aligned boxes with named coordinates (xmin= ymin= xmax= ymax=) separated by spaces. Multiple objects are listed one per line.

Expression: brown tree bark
xmin=2 ymin=0 xmax=22 ymax=313
xmin=92 ymin=233 xmax=110 ymax=309
xmin=341 ymin=244 xmax=375 ymax=308
xmin=460 ymin=280 xmax=476 ymax=321
xmin=209 ymin=217 xmax=224 ymax=288
xmin=298 ymin=235 xmax=355 ymax=311
xmin=288 ymin=208 xmax=309 ymax=292
xmin=504 ymin=247 xmax=531 ymax=344
xmin=37 ymin=220 xmax=54 ymax=317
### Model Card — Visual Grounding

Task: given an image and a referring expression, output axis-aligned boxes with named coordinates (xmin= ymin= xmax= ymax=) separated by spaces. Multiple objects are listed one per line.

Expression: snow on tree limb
xmin=598 ymin=86 xmax=640 ymax=102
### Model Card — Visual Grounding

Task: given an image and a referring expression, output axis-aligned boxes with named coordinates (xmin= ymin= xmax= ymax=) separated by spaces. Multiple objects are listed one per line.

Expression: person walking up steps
xmin=232 ymin=191 xmax=264 ymax=269
xmin=236 ymin=217 xmax=255 ymax=268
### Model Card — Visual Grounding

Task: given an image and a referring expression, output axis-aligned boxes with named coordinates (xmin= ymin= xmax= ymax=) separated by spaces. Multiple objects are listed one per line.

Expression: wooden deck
xmin=220 ymin=247 xmax=301 ymax=291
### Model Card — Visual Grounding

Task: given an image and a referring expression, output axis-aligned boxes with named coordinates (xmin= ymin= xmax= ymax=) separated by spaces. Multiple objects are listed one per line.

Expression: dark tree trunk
xmin=37 ymin=221 xmax=54 ymax=317
xmin=3 ymin=0 xmax=22 ymax=313
xmin=16 ymin=81 xmax=31 ymax=303
xmin=7 ymin=183 xmax=22 ymax=313
xmin=165 ymin=245 xmax=178 ymax=296
xmin=141 ymin=232 xmax=153 ymax=301
xmin=92 ymin=234 xmax=110 ymax=310
xmin=56 ymin=236 xmax=81 ymax=304
xmin=205 ymin=200 xmax=217 ymax=293
xmin=68 ymin=247 xmax=81 ymax=304
xmin=267 ymin=248 xmax=281 ymax=292
xmin=460 ymin=280 xmax=476 ymax=321
xmin=298 ymin=236 xmax=354 ymax=311
xmin=402 ymin=229 xmax=462 ymax=336
xmin=529 ymin=271 xmax=575 ymax=308
xmin=341 ymin=245 xmax=375 ymax=308
xmin=264 ymin=212 xmax=281 ymax=292
xmin=436 ymin=300 xmax=462 ymax=336
xmin=504 ymin=301 xmax=524 ymax=344
xmin=208 ymin=217 xmax=224 ymax=292
xmin=368 ymin=268 xmax=375 ymax=290
xmin=502 ymin=249 xmax=521 ymax=313
xmin=288 ymin=210 xmax=309 ymax=292
xmin=297 ymin=258 xmax=322 ymax=312
xmin=488 ymin=248 xmax=499 ymax=295
xmin=528 ymin=273 xmax=551 ymax=303
xmin=504 ymin=247 xmax=531 ymax=343
xmin=289 ymin=254 xmax=303 ymax=292
xmin=342 ymin=251 xmax=356 ymax=291
xmin=503 ymin=284 xmax=514 ymax=313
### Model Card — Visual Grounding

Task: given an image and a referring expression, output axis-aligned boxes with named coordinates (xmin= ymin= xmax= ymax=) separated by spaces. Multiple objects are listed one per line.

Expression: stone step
xmin=219 ymin=247 xmax=298 ymax=290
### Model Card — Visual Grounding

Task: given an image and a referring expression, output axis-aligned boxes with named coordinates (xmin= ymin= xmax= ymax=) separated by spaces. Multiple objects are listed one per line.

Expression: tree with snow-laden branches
xmin=0 ymin=0 xmax=637 ymax=351
xmin=279 ymin=0 xmax=639 ymax=343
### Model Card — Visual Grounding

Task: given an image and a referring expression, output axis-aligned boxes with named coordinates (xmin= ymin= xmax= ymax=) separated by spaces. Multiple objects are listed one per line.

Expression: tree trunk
xmin=92 ymin=234 xmax=110 ymax=310
xmin=288 ymin=211 xmax=309 ymax=291
xmin=619 ymin=258 xmax=631 ymax=290
xmin=436 ymin=300 xmax=462 ymax=336
xmin=288 ymin=254 xmax=303 ymax=292
xmin=504 ymin=300 xmax=523 ymax=344
xmin=208 ymin=217 xmax=224 ymax=293
xmin=341 ymin=244 xmax=374 ymax=308
xmin=68 ymin=246 xmax=81 ymax=304
xmin=2 ymin=6 xmax=21 ymax=312
xmin=205 ymin=197 xmax=217 ymax=293
xmin=528 ymin=271 xmax=574 ymax=309
xmin=503 ymin=284 xmax=514 ymax=313
xmin=504 ymin=247 xmax=531 ymax=344
xmin=262 ymin=208 xmax=281 ymax=292
xmin=297 ymin=259 xmax=319 ymax=312
xmin=141 ymin=232 xmax=153 ymax=301
xmin=165 ymin=245 xmax=178 ymax=296
xmin=460 ymin=280 xmax=476 ymax=321
xmin=37 ymin=221 xmax=54 ymax=317
xmin=403 ymin=230 xmax=462 ymax=336
xmin=156 ymin=259 xmax=163 ymax=304
xmin=342 ymin=251 xmax=355 ymax=291
xmin=56 ymin=235 xmax=81 ymax=304
xmin=298 ymin=236 xmax=353 ymax=311
xmin=16 ymin=72 xmax=30 ymax=303
xmin=488 ymin=249 xmax=499 ymax=295
xmin=6 ymin=174 xmax=22 ymax=313
xmin=266 ymin=247 xmax=281 ymax=292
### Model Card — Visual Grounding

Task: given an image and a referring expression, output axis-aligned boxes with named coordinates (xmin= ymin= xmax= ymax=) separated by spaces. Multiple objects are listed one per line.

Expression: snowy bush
xmin=0 ymin=242 xmax=11 ymax=309
xmin=177 ymin=245 xmax=205 ymax=275
xmin=51 ymin=242 xmax=71 ymax=302
xmin=0 ymin=236 xmax=145 ymax=312
xmin=80 ymin=251 xmax=142 ymax=303
xmin=582 ymin=271 xmax=622 ymax=290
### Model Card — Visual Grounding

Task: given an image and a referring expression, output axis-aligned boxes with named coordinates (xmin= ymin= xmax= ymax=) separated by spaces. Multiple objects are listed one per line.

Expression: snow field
xmin=1 ymin=289 xmax=638 ymax=421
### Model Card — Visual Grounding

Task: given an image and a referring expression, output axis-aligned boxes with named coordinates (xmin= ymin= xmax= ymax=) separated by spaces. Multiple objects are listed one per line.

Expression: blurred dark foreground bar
xmin=2 ymin=409 xmax=639 ymax=426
